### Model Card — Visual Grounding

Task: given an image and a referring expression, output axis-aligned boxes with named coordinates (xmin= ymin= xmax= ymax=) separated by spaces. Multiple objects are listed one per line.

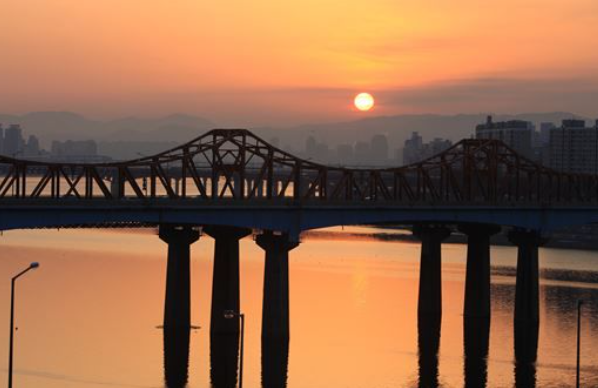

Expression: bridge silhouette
xmin=0 ymin=129 xmax=596 ymax=352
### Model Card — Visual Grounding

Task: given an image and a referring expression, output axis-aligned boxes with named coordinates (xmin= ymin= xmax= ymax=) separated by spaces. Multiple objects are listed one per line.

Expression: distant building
xmin=403 ymin=132 xmax=423 ymax=165
xmin=403 ymin=132 xmax=451 ymax=165
xmin=424 ymin=138 xmax=452 ymax=158
xmin=549 ymin=119 xmax=598 ymax=174
xmin=475 ymin=116 xmax=533 ymax=158
xmin=3 ymin=124 xmax=24 ymax=156
xmin=51 ymin=140 xmax=98 ymax=157
xmin=24 ymin=135 xmax=40 ymax=156
xmin=539 ymin=122 xmax=556 ymax=145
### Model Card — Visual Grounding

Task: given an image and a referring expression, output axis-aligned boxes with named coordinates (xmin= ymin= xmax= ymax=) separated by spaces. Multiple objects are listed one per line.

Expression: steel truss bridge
xmin=0 ymin=128 xmax=592 ymax=374
xmin=0 ymin=128 xmax=597 ymax=234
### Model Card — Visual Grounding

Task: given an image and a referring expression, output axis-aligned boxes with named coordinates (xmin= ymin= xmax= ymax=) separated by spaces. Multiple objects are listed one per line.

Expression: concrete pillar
xmin=257 ymin=179 xmax=264 ymax=198
xmin=508 ymin=229 xmax=544 ymax=325
xmin=464 ymin=318 xmax=490 ymax=388
xmin=204 ymin=226 xmax=252 ymax=335
xmin=459 ymin=224 xmax=500 ymax=318
xmin=262 ymin=338 xmax=289 ymax=388
xmin=413 ymin=225 xmax=451 ymax=318
xmin=256 ymin=231 xmax=299 ymax=340
xmin=514 ymin=321 xmax=539 ymax=388
xmin=163 ymin=327 xmax=190 ymax=388
xmin=210 ymin=334 xmax=240 ymax=388
xmin=417 ymin=317 xmax=441 ymax=388
xmin=159 ymin=225 xmax=200 ymax=329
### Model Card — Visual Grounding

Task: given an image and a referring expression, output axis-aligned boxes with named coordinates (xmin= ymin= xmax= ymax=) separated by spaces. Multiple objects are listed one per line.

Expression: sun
xmin=354 ymin=92 xmax=374 ymax=111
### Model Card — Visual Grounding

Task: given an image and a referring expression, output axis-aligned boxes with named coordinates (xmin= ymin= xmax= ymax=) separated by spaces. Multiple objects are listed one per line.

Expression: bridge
xmin=1 ymin=128 xmax=597 ymax=350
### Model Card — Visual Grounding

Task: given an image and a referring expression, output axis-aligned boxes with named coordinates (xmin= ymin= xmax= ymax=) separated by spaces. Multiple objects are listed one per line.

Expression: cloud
xmin=376 ymin=77 xmax=598 ymax=116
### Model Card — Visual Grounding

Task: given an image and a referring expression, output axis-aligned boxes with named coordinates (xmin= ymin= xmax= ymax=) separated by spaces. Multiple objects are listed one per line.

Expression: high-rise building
xmin=539 ymin=122 xmax=556 ymax=145
xmin=3 ymin=124 xmax=24 ymax=156
xmin=549 ymin=119 xmax=598 ymax=174
xmin=24 ymin=135 xmax=41 ymax=156
xmin=475 ymin=116 xmax=533 ymax=158
xmin=403 ymin=132 xmax=423 ymax=165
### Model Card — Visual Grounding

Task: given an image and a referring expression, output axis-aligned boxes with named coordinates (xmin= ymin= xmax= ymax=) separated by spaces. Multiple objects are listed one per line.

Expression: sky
xmin=1 ymin=0 xmax=598 ymax=126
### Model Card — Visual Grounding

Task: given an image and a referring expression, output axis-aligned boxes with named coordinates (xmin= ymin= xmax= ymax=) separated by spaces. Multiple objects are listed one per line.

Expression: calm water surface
xmin=0 ymin=226 xmax=597 ymax=388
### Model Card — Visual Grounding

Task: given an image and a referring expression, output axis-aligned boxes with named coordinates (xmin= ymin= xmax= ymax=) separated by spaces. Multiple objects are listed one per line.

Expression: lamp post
xmin=576 ymin=300 xmax=583 ymax=388
xmin=8 ymin=262 xmax=40 ymax=388
xmin=223 ymin=310 xmax=244 ymax=388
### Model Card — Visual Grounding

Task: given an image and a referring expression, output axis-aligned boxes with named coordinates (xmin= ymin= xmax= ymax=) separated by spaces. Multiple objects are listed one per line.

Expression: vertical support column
xmin=417 ymin=318 xmax=441 ymax=388
xmin=262 ymin=338 xmax=290 ymax=388
xmin=463 ymin=318 xmax=490 ymax=388
xmin=210 ymin=333 xmax=240 ymax=388
xmin=159 ymin=225 xmax=200 ymax=329
xmin=508 ymin=229 xmax=544 ymax=325
xmin=256 ymin=231 xmax=299 ymax=340
xmin=163 ymin=326 xmax=190 ymax=388
xmin=514 ymin=320 xmax=539 ymax=388
xmin=459 ymin=224 xmax=500 ymax=318
xmin=413 ymin=225 xmax=451 ymax=318
xmin=204 ymin=226 xmax=252 ymax=335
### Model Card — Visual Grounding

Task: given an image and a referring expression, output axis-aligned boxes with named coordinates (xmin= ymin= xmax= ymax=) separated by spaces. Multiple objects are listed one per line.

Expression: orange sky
xmin=1 ymin=0 xmax=597 ymax=125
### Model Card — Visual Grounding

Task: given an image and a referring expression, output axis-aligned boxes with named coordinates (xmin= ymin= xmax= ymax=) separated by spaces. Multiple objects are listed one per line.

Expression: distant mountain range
xmin=0 ymin=111 xmax=589 ymax=158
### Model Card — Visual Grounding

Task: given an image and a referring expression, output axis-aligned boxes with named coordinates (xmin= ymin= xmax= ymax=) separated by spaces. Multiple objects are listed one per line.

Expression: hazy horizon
xmin=2 ymin=1 xmax=598 ymax=126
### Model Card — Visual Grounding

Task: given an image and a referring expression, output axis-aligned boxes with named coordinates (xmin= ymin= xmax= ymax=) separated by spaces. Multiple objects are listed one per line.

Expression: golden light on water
xmin=354 ymin=92 xmax=374 ymax=111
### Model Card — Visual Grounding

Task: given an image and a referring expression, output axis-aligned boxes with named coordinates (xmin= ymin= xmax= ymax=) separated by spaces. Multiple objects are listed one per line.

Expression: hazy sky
xmin=1 ymin=0 xmax=597 ymax=125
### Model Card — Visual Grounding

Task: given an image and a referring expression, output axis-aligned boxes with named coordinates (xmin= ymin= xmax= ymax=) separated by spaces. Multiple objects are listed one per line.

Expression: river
xmin=0 ymin=226 xmax=596 ymax=387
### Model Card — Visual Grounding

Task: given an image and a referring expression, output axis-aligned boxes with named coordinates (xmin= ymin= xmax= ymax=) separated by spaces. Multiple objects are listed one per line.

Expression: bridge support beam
xmin=159 ymin=225 xmax=200 ymax=329
xmin=508 ymin=229 xmax=545 ymax=326
xmin=414 ymin=225 xmax=451 ymax=318
xmin=256 ymin=231 xmax=299 ymax=340
xmin=460 ymin=224 xmax=500 ymax=318
xmin=204 ymin=226 xmax=252 ymax=335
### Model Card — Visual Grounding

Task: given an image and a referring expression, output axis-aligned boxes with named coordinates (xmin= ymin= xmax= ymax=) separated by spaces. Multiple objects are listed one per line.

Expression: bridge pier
xmin=508 ymin=229 xmax=544 ymax=326
xmin=460 ymin=224 xmax=500 ymax=318
xmin=413 ymin=225 xmax=451 ymax=318
xmin=159 ymin=225 xmax=200 ymax=329
xmin=256 ymin=231 xmax=299 ymax=340
xmin=204 ymin=226 xmax=252 ymax=335
xmin=163 ymin=327 xmax=190 ymax=388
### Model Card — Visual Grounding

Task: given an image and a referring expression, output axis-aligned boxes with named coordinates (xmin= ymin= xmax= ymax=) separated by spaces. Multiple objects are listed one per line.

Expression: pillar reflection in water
xmin=417 ymin=317 xmax=441 ymax=388
xmin=163 ymin=328 xmax=190 ymax=388
xmin=514 ymin=322 xmax=538 ymax=388
xmin=210 ymin=334 xmax=240 ymax=388
xmin=463 ymin=318 xmax=490 ymax=388
xmin=262 ymin=339 xmax=289 ymax=388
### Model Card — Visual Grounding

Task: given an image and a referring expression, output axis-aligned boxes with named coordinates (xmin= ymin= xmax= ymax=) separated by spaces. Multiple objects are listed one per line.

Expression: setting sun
xmin=354 ymin=93 xmax=374 ymax=111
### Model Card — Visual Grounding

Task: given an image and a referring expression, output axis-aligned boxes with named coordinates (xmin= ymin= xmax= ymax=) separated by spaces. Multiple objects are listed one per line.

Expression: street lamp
xmin=576 ymin=300 xmax=583 ymax=388
xmin=223 ymin=310 xmax=245 ymax=388
xmin=8 ymin=262 xmax=40 ymax=388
